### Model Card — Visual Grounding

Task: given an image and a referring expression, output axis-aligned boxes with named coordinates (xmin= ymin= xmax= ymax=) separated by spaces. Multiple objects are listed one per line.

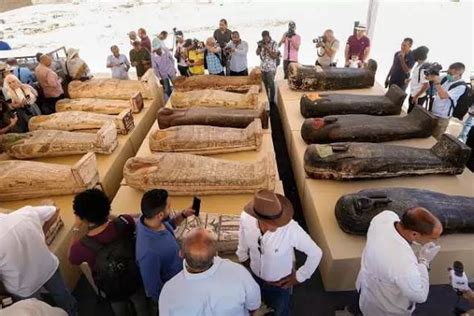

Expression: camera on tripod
xmin=424 ymin=62 xmax=443 ymax=77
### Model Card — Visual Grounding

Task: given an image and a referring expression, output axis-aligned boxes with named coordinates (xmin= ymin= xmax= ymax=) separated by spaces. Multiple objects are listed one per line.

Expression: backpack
xmin=441 ymin=77 xmax=474 ymax=120
xmin=80 ymin=216 xmax=142 ymax=301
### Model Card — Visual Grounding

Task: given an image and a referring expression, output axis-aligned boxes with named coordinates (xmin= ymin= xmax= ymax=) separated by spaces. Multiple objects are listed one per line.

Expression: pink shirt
xmin=282 ymin=34 xmax=301 ymax=62
xmin=35 ymin=63 xmax=64 ymax=98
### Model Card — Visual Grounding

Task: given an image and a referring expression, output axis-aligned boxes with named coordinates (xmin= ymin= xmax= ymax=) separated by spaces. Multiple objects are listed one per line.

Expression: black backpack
xmin=441 ymin=77 xmax=474 ymax=120
xmin=80 ymin=216 xmax=142 ymax=301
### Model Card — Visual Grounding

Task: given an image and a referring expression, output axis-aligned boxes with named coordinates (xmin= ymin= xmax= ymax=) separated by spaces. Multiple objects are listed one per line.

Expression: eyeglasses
xmin=257 ymin=236 xmax=263 ymax=255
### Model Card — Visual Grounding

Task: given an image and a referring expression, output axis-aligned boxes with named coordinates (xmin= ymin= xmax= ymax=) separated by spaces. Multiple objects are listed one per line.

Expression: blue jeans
xmin=160 ymin=78 xmax=173 ymax=102
xmin=458 ymin=115 xmax=473 ymax=143
xmin=254 ymin=275 xmax=290 ymax=316
xmin=25 ymin=267 xmax=77 ymax=316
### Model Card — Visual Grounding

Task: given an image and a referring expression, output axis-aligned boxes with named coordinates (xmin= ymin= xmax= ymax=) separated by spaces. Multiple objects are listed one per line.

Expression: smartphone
xmin=192 ymin=196 xmax=201 ymax=217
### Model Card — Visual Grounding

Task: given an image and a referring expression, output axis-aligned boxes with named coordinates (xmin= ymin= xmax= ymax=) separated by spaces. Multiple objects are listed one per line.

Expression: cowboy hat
xmin=244 ymin=189 xmax=294 ymax=227
xmin=0 ymin=62 xmax=13 ymax=73
xmin=66 ymin=48 xmax=79 ymax=59
xmin=355 ymin=23 xmax=367 ymax=31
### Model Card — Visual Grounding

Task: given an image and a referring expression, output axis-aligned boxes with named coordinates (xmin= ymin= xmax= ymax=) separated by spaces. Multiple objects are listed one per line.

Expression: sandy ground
xmin=0 ymin=0 xmax=472 ymax=83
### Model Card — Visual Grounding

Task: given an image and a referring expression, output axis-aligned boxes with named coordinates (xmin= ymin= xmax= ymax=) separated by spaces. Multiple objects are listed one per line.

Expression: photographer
xmin=315 ymin=29 xmax=339 ymax=67
xmin=174 ymin=31 xmax=189 ymax=77
xmin=106 ymin=45 xmax=130 ymax=80
xmin=385 ymin=38 xmax=415 ymax=91
xmin=184 ymin=39 xmax=205 ymax=76
xmin=225 ymin=31 xmax=249 ymax=76
xmin=0 ymin=100 xmax=19 ymax=134
xmin=204 ymin=37 xmax=224 ymax=76
xmin=427 ymin=62 xmax=467 ymax=139
xmin=279 ymin=21 xmax=301 ymax=79
xmin=256 ymin=30 xmax=278 ymax=104
xmin=408 ymin=46 xmax=430 ymax=113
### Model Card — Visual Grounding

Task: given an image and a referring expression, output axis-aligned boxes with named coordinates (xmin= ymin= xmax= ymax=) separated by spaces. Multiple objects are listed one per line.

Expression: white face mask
xmin=412 ymin=241 xmax=421 ymax=246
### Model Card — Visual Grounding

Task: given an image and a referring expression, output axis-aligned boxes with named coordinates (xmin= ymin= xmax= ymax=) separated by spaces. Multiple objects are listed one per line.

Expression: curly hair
xmin=73 ymin=188 xmax=110 ymax=225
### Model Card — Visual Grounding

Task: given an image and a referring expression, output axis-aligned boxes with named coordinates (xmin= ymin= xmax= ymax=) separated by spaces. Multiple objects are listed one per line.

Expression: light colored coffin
xmin=56 ymin=92 xmax=143 ymax=114
xmin=29 ymin=110 xmax=134 ymax=135
xmin=123 ymin=152 xmax=276 ymax=195
xmin=68 ymin=78 xmax=152 ymax=100
xmin=1 ymin=122 xmax=118 ymax=159
xmin=149 ymin=119 xmax=263 ymax=155
xmin=0 ymin=152 xmax=99 ymax=201
xmin=170 ymin=85 xmax=260 ymax=109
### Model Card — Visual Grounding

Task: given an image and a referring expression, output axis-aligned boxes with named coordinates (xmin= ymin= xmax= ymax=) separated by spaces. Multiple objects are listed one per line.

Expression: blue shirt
xmin=13 ymin=67 xmax=36 ymax=85
xmin=205 ymin=50 xmax=224 ymax=74
xmin=135 ymin=216 xmax=182 ymax=301
xmin=0 ymin=41 xmax=11 ymax=51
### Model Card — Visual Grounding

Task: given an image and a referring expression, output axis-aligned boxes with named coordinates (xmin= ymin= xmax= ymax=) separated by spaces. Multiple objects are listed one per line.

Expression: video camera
xmin=424 ymin=62 xmax=443 ymax=77
xmin=448 ymin=261 xmax=471 ymax=295
xmin=172 ymin=27 xmax=178 ymax=35
xmin=312 ymin=36 xmax=327 ymax=44
xmin=192 ymin=39 xmax=204 ymax=49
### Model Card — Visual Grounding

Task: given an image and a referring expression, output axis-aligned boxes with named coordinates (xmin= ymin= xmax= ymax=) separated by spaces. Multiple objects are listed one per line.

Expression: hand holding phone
xmin=192 ymin=196 xmax=201 ymax=217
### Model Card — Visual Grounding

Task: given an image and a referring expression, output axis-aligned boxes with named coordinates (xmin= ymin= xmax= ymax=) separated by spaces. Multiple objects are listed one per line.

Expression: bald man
xmin=356 ymin=208 xmax=443 ymax=316
xmin=159 ymin=228 xmax=261 ymax=316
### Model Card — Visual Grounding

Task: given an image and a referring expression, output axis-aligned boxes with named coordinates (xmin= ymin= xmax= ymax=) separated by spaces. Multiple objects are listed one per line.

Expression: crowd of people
xmin=0 ymin=16 xmax=473 ymax=316
xmin=0 ymin=48 xmax=92 ymax=134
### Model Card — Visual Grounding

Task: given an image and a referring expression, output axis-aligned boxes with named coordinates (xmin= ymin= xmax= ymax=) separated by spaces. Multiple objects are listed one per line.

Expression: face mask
xmin=446 ymin=74 xmax=455 ymax=82
xmin=412 ymin=241 xmax=421 ymax=246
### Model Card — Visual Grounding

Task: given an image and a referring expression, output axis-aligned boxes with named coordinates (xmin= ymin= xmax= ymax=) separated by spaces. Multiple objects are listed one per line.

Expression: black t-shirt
xmin=213 ymin=29 xmax=232 ymax=48
xmin=389 ymin=50 xmax=415 ymax=85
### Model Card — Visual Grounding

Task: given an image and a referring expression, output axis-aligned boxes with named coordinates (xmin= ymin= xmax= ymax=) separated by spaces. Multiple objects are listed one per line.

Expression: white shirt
xmin=409 ymin=61 xmax=429 ymax=98
xmin=106 ymin=54 xmax=130 ymax=80
xmin=431 ymin=77 xmax=467 ymax=118
xmin=0 ymin=298 xmax=67 ymax=316
xmin=0 ymin=206 xmax=59 ymax=297
xmin=316 ymin=39 xmax=340 ymax=66
xmin=236 ymin=212 xmax=322 ymax=283
xmin=159 ymin=257 xmax=261 ymax=316
xmin=226 ymin=40 xmax=249 ymax=72
xmin=356 ymin=211 xmax=429 ymax=316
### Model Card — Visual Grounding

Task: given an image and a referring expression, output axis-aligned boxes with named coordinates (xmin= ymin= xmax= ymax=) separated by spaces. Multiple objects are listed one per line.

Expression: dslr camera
xmin=287 ymin=28 xmax=295 ymax=38
xmin=448 ymin=261 xmax=470 ymax=295
xmin=257 ymin=40 xmax=264 ymax=48
xmin=312 ymin=35 xmax=326 ymax=44
xmin=192 ymin=39 xmax=204 ymax=49
xmin=424 ymin=62 xmax=443 ymax=77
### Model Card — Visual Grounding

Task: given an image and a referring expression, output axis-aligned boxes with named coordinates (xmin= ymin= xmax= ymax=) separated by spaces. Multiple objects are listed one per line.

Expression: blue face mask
xmin=446 ymin=74 xmax=455 ymax=82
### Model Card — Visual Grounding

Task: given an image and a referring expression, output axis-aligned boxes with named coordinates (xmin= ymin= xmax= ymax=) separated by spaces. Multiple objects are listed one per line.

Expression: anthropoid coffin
xmin=304 ymin=134 xmax=470 ymax=180
xmin=300 ymin=84 xmax=405 ymax=118
xmin=149 ymin=119 xmax=263 ymax=155
xmin=301 ymin=105 xmax=437 ymax=144
xmin=288 ymin=59 xmax=377 ymax=91
xmin=175 ymin=212 xmax=240 ymax=254
xmin=0 ymin=122 xmax=118 ymax=159
xmin=29 ymin=110 xmax=134 ymax=135
xmin=68 ymin=78 xmax=152 ymax=99
xmin=173 ymin=68 xmax=261 ymax=92
xmin=157 ymin=106 xmax=268 ymax=129
xmin=170 ymin=85 xmax=260 ymax=109
xmin=335 ymin=188 xmax=474 ymax=235
xmin=123 ymin=152 xmax=276 ymax=195
xmin=56 ymin=92 xmax=143 ymax=114
xmin=0 ymin=152 xmax=99 ymax=201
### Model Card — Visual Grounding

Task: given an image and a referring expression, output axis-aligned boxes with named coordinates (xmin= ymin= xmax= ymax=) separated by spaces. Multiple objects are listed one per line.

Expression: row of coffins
xmin=123 ymin=68 xmax=275 ymax=196
xmin=288 ymin=63 xmax=473 ymax=236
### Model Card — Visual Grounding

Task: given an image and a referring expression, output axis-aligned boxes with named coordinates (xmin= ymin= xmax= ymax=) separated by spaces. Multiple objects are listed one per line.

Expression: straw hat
xmin=244 ymin=190 xmax=294 ymax=227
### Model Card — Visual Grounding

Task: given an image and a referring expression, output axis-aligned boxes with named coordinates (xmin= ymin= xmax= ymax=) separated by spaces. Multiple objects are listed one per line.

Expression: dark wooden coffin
xmin=335 ymin=188 xmax=474 ymax=235
xmin=304 ymin=134 xmax=470 ymax=180
xmin=157 ymin=106 xmax=269 ymax=129
xmin=301 ymin=105 xmax=437 ymax=144
xmin=300 ymin=84 xmax=405 ymax=118
xmin=288 ymin=59 xmax=377 ymax=91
